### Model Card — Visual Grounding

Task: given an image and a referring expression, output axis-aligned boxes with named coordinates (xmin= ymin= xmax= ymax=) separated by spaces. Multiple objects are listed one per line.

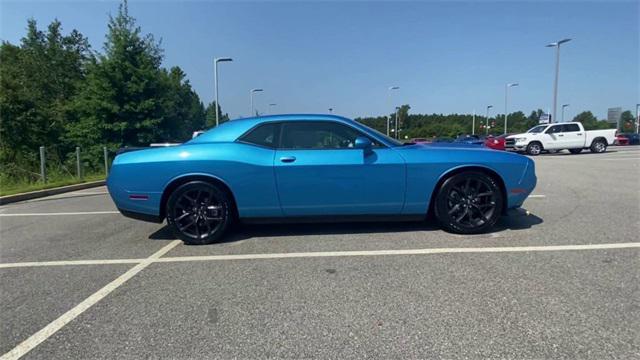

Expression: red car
xmin=484 ymin=134 xmax=509 ymax=150
xmin=615 ymin=134 xmax=629 ymax=146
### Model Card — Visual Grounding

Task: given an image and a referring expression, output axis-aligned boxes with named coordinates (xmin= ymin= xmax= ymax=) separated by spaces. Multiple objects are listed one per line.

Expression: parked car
xmin=454 ymin=134 xmax=485 ymax=145
xmin=614 ymin=134 xmax=629 ymax=146
xmin=485 ymin=134 xmax=510 ymax=150
xmin=107 ymin=114 xmax=537 ymax=244
xmin=618 ymin=133 xmax=640 ymax=145
xmin=505 ymin=122 xmax=617 ymax=155
xmin=409 ymin=138 xmax=430 ymax=144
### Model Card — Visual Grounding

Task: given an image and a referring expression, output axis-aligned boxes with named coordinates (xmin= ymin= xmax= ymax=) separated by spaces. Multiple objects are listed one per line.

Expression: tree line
xmin=356 ymin=105 xmax=628 ymax=140
xmin=0 ymin=2 xmax=226 ymax=181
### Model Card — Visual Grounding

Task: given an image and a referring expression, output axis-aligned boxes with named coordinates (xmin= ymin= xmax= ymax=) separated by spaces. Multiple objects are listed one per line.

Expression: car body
xmin=618 ymin=133 xmax=640 ymax=145
xmin=454 ymin=134 xmax=485 ymax=145
xmin=107 ymin=114 xmax=537 ymax=244
xmin=505 ymin=122 xmax=617 ymax=155
xmin=484 ymin=134 xmax=509 ymax=150
xmin=614 ymin=134 xmax=629 ymax=146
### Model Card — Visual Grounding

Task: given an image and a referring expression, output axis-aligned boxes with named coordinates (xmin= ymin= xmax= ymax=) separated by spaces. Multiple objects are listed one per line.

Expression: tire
xmin=166 ymin=181 xmax=231 ymax=245
xmin=434 ymin=171 xmax=504 ymax=234
xmin=526 ymin=142 xmax=542 ymax=156
xmin=590 ymin=139 xmax=607 ymax=153
xmin=569 ymin=148 xmax=582 ymax=154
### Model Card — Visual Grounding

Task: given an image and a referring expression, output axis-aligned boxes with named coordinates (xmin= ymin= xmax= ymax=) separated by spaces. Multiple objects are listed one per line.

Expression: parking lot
xmin=1 ymin=147 xmax=639 ymax=359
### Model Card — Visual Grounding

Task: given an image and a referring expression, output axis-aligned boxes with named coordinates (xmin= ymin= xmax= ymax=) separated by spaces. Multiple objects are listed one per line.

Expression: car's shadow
xmin=149 ymin=210 xmax=543 ymax=244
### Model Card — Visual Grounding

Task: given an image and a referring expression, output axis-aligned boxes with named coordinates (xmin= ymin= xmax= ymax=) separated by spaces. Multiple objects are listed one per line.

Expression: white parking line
xmin=528 ymin=194 xmax=546 ymax=198
xmin=0 ymin=211 xmax=119 ymax=217
xmin=1 ymin=242 xmax=638 ymax=270
xmin=0 ymin=258 xmax=143 ymax=269
xmin=0 ymin=240 xmax=181 ymax=360
xmin=153 ymin=242 xmax=640 ymax=263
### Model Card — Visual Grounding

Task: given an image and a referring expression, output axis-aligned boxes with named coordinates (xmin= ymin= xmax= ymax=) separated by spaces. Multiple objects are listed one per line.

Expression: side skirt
xmin=241 ymin=214 xmax=425 ymax=225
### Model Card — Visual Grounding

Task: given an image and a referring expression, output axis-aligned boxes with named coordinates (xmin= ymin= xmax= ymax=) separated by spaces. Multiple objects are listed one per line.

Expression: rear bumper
xmin=118 ymin=208 xmax=164 ymax=223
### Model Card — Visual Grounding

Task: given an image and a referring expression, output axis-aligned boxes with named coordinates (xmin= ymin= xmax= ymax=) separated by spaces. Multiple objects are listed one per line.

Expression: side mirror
xmin=354 ymin=136 xmax=373 ymax=154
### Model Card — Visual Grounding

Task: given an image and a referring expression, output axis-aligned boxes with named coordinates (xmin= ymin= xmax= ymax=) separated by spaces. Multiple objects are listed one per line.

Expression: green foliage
xmin=1 ymin=1 xmax=209 ymax=187
xmin=357 ymin=107 xmax=539 ymax=139
xmin=572 ymin=111 xmax=615 ymax=130
xmin=0 ymin=19 xmax=92 ymax=170
xmin=205 ymin=101 xmax=230 ymax=128
xmin=620 ymin=110 xmax=636 ymax=131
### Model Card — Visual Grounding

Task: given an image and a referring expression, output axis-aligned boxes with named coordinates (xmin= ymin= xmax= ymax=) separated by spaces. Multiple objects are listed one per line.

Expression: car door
xmin=561 ymin=123 xmax=585 ymax=148
xmin=542 ymin=124 xmax=566 ymax=149
xmin=273 ymin=120 xmax=406 ymax=216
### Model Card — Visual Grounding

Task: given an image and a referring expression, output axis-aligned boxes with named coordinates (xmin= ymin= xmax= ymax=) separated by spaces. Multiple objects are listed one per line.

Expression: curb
xmin=0 ymin=180 xmax=106 ymax=205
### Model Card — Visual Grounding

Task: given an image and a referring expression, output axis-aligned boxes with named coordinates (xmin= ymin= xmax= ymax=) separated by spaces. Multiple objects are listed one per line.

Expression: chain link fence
xmin=0 ymin=145 xmax=112 ymax=195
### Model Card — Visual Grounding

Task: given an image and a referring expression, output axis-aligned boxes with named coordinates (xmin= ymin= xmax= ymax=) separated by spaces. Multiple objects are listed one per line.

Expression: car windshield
xmin=528 ymin=125 xmax=548 ymax=133
xmin=356 ymin=122 xmax=405 ymax=146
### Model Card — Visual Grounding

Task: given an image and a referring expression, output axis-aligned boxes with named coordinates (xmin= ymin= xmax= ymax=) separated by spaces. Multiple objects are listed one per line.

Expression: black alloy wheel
xmin=434 ymin=172 xmax=503 ymax=234
xmin=166 ymin=181 xmax=231 ymax=244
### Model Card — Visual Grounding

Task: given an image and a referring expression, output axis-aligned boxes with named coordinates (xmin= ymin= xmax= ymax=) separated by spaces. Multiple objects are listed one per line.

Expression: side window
xmin=546 ymin=125 xmax=563 ymax=134
xmin=239 ymin=123 xmax=279 ymax=148
xmin=280 ymin=122 xmax=380 ymax=149
xmin=563 ymin=124 xmax=580 ymax=132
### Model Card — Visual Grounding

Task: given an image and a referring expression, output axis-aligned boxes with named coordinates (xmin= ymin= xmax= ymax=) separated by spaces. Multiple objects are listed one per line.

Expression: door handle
xmin=557 ymin=134 xmax=564 ymax=137
xmin=279 ymin=156 xmax=296 ymax=163
xmin=577 ymin=133 xmax=583 ymax=136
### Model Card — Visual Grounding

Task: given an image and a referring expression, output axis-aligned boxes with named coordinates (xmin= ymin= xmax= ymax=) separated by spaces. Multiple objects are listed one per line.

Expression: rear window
xmin=563 ymin=124 xmax=580 ymax=132
xmin=239 ymin=123 xmax=280 ymax=148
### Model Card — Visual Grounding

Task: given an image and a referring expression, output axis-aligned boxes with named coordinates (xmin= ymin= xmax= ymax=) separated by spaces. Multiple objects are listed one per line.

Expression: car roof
xmin=188 ymin=114 xmax=361 ymax=144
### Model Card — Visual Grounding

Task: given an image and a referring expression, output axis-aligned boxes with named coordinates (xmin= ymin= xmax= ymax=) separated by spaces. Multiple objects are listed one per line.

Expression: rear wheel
xmin=569 ymin=148 xmax=582 ymax=154
xmin=166 ymin=181 xmax=231 ymax=245
xmin=590 ymin=139 xmax=607 ymax=153
xmin=526 ymin=142 xmax=542 ymax=156
xmin=434 ymin=172 xmax=504 ymax=234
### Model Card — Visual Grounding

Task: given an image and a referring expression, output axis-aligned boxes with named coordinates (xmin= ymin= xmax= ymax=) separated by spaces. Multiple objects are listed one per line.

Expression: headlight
xmin=515 ymin=137 xmax=527 ymax=143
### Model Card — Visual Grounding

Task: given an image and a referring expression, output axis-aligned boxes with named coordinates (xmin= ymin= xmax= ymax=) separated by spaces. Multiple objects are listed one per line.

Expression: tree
xmin=572 ymin=111 xmax=613 ymax=130
xmin=620 ymin=110 xmax=635 ymax=132
xmin=0 ymin=19 xmax=91 ymax=171
xmin=205 ymin=101 xmax=229 ymax=128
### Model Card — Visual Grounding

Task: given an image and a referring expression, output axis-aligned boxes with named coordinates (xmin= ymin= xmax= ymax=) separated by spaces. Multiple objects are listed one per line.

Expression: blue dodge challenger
xmin=107 ymin=114 xmax=536 ymax=244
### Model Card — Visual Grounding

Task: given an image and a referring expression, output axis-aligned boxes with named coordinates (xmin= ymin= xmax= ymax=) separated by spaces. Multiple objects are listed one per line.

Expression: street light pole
xmin=250 ymin=88 xmax=263 ymax=116
xmin=395 ymin=106 xmax=400 ymax=139
xmin=561 ymin=104 xmax=570 ymax=122
xmin=472 ymin=109 xmax=476 ymax=135
xmin=486 ymin=105 xmax=493 ymax=135
xmin=388 ymin=86 xmax=399 ymax=136
xmin=268 ymin=103 xmax=277 ymax=114
xmin=328 ymin=108 xmax=333 ymax=114
xmin=546 ymin=38 xmax=571 ymax=123
xmin=636 ymin=103 xmax=640 ymax=134
xmin=504 ymin=83 xmax=518 ymax=134
xmin=214 ymin=57 xmax=233 ymax=126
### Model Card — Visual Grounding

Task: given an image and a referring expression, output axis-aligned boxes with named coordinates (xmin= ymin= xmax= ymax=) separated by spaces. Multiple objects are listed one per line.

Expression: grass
xmin=0 ymin=173 xmax=105 ymax=197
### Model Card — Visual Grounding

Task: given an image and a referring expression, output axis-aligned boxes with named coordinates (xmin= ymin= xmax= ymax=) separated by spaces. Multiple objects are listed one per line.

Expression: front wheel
xmin=166 ymin=181 xmax=231 ymax=245
xmin=569 ymin=148 xmax=582 ymax=154
xmin=526 ymin=142 xmax=542 ymax=156
xmin=434 ymin=172 xmax=504 ymax=234
xmin=590 ymin=140 xmax=607 ymax=153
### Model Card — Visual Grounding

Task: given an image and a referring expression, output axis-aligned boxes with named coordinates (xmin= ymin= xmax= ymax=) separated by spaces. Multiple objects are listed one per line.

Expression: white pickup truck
xmin=505 ymin=122 xmax=617 ymax=156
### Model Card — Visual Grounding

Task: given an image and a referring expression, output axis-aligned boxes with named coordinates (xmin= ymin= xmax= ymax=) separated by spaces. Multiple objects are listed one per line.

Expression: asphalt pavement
xmin=1 ymin=146 xmax=639 ymax=359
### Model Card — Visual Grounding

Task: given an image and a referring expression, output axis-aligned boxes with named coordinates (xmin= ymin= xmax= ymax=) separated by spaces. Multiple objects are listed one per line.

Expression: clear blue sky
xmin=1 ymin=1 xmax=638 ymax=120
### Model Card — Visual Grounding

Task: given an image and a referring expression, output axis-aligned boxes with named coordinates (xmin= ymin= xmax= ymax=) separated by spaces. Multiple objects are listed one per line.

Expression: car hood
xmin=506 ymin=133 xmax=530 ymax=139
